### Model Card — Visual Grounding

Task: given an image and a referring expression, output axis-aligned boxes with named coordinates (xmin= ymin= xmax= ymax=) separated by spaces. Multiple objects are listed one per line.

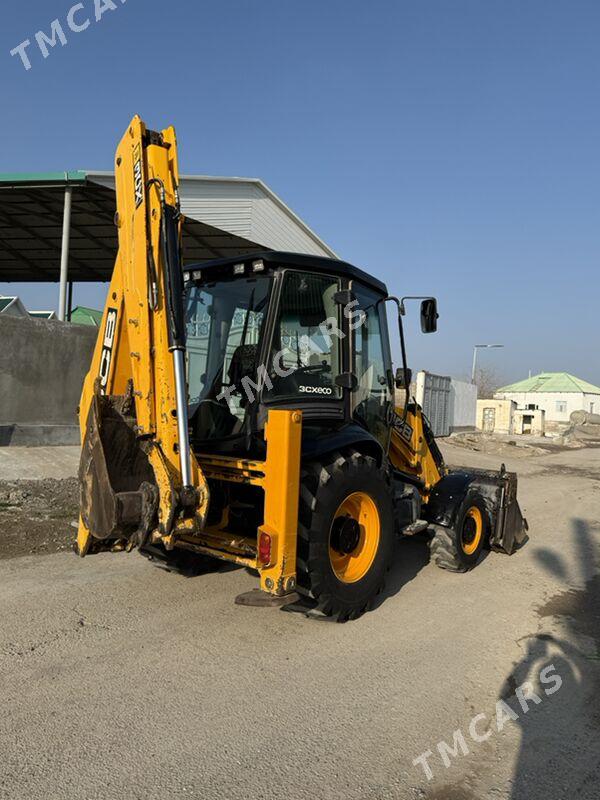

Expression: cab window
xmin=185 ymin=276 xmax=271 ymax=441
xmin=266 ymin=271 xmax=342 ymax=400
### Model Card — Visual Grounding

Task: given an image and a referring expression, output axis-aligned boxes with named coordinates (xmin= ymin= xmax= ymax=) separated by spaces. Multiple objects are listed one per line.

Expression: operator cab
xmin=183 ymin=252 xmax=394 ymax=458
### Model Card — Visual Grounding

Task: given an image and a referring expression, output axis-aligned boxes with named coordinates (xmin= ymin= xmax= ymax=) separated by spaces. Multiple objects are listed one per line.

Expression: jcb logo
xmin=133 ymin=144 xmax=143 ymax=209
xmin=99 ymin=308 xmax=118 ymax=394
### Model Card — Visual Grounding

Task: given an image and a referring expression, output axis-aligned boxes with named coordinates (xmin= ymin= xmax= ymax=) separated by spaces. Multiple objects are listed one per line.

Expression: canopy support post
xmin=67 ymin=281 xmax=73 ymax=321
xmin=57 ymin=184 xmax=73 ymax=321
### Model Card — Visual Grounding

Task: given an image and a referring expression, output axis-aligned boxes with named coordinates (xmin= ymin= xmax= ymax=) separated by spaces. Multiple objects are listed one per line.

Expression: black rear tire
xmin=429 ymin=493 xmax=489 ymax=572
xmin=296 ymin=449 xmax=394 ymax=621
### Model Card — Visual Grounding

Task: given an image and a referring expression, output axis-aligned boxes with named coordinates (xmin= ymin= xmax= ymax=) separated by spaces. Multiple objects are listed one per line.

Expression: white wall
xmin=449 ymin=378 xmax=477 ymax=431
xmin=495 ymin=391 xmax=600 ymax=422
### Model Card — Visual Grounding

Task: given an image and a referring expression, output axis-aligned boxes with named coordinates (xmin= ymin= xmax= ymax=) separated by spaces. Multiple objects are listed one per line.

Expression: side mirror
xmin=395 ymin=367 xmax=412 ymax=389
xmin=420 ymin=298 xmax=438 ymax=333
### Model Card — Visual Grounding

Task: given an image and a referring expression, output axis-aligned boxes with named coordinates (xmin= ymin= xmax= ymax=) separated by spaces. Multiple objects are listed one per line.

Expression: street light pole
xmin=471 ymin=344 xmax=504 ymax=383
xmin=471 ymin=347 xmax=479 ymax=384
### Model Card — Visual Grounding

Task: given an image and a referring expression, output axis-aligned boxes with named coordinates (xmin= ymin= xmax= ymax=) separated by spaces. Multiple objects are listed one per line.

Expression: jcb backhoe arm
xmin=76 ymin=115 xmax=209 ymax=556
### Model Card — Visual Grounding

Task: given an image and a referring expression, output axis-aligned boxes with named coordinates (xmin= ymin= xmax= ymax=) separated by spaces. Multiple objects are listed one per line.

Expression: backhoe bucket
xmin=79 ymin=392 xmax=157 ymax=546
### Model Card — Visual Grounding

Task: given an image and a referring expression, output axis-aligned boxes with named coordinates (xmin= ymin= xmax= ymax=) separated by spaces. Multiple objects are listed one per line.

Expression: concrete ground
xmin=0 ymin=446 xmax=80 ymax=480
xmin=0 ymin=442 xmax=598 ymax=800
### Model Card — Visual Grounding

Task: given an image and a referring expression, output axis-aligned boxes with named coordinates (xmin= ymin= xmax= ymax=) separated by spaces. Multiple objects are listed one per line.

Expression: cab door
xmin=350 ymin=283 xmax=394 ymax=449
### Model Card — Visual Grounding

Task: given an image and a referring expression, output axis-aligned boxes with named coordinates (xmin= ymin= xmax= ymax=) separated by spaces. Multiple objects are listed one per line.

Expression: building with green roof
xmin=495 ymin=372 xmax=600 ymax=423
xmin=70 ymin=306 xmax=103 ymax=327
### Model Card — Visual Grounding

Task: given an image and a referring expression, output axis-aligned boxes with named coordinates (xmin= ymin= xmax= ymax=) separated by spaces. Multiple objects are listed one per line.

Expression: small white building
xmin=476 ymin=399 xmax=545 ymax=436
xmin=494 ymin=372 xmax=600 ymax=424
xmin=476 ymin=399 xmax=516 ymax=435
xmin=513 ymin=407 xmax=545 ymax=436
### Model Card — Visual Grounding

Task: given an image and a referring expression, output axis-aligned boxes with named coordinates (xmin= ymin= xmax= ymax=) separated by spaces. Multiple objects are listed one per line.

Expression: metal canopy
xmin=0 ymin=175 xmax=265 ymax=284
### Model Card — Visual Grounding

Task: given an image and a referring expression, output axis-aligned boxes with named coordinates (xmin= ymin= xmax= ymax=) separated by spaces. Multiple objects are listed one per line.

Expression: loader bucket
xmin=488 ymin=467 xmax=528 ymax=555
xmin=426 ymin=465 xmax=528 ymax=557
xmin=79 ymin=393 xmax=157 ymax=544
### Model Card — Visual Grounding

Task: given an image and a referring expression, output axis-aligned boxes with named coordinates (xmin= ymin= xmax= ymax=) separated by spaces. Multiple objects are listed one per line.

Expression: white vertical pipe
xmin=172 ymin=349 xmax=192 ymax=487
xmin=471 ymin=346 xmax=478 ymax=384
xmin=57 ymin=184 xmax=73 ymax=321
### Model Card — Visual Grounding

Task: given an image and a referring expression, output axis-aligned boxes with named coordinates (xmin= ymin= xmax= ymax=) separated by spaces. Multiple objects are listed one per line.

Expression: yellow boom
xmin=76 ymin=116 xmax=301 ymax=599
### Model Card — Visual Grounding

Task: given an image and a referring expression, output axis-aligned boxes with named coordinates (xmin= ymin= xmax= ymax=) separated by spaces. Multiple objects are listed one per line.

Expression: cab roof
xmin=184 ymin=251 xmax=388 ymax=296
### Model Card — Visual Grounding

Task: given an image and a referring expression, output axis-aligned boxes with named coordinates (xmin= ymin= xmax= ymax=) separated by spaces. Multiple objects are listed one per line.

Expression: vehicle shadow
xmin=499 ymin=518 xmax=600 ymax=800
xmin=280 ymin=534 xmax=431 ymax=620
xmin=377 ymin=534 xmax=431 ymax=606
xmin=141 ymin=531 xmax=431 ymax=617
xmin=141 ymin=544 xmax=242 ymax=578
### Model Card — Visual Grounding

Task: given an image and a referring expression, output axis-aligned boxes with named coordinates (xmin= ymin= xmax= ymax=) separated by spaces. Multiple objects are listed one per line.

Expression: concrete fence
xmin=0 ymin=315 xmax=97 ymax=445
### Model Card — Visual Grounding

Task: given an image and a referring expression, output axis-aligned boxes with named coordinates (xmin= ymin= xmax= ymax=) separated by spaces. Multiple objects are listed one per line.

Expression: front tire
xmin=429 ymin=494 xmax=489 ymax=572
xmin=296 ymin=449 xmax=394 ymax=621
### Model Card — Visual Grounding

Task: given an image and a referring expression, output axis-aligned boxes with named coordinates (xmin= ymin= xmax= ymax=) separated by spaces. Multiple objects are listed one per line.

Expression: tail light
xmin=258 ymin=531 xmax=272 ymax=566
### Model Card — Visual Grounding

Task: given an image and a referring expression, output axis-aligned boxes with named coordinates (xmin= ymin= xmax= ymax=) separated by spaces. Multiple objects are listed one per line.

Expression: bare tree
xmin=474 ymin=366 xmax=502 ymax=399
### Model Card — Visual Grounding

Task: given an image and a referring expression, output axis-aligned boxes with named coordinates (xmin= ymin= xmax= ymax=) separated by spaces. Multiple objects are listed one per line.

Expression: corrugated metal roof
xmin=0 ymin=171 xmax=336 ymax=282
xmin=87 ymin=171 xmax=337 ymax=259
xmin=0 ymin=181 xmax=266 ymax=281
xmin=498 ymin=372 xmax=600 ymax=395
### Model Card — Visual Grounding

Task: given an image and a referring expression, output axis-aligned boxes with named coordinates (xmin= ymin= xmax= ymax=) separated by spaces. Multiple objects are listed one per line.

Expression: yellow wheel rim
xmin=329 ymin=492 xmax=381 ymax=583
xmin=461 ymin=506 xmax=483 ymax=555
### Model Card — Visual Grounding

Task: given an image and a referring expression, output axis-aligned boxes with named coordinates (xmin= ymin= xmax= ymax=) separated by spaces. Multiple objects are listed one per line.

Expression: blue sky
xmin=1 ymin=0 xmax=598 ymax=385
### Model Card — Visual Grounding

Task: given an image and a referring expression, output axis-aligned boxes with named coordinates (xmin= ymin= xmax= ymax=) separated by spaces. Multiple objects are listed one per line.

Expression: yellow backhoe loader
xmin=76 ymin=116 xmax=527 ymax=620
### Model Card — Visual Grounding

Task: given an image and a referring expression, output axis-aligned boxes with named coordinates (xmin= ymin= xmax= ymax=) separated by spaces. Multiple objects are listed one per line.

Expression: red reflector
xmin=258 ymin=532 xmax=272 ymax=566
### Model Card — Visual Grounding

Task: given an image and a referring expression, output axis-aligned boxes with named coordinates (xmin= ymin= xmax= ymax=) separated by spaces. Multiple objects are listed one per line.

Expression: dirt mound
xmin=0 ymin=478 xmax=78 ymax=559
xmin=449 ymin=432 xmax=548 ymax=457
xmin=555 ymin=423 xmax=600 ymax=448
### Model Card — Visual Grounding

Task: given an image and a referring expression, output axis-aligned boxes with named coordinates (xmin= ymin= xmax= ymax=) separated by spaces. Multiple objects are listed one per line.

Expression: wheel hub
xmin=330 ymin=515 xmax=361 ymax=555
xmin=462 ymin=516 xmax=477 ymax=546
xmin=461 ymin=506 xmax=483 ymax=555
xmin=329 ymin=491 xmax=381 ymax=584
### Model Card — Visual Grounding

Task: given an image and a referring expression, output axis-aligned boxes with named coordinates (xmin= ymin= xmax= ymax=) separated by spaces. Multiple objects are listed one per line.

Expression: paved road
xmin=0 ymin=443 xmax=599 ymax=799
